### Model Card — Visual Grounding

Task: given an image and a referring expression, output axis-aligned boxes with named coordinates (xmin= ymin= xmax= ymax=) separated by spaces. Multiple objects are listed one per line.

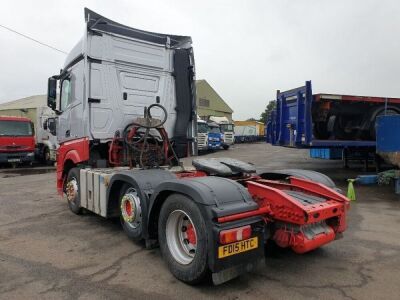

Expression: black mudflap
xmin=208 ymin=219 xmax=265 ymax=285
xmin=212 ymin=257 xmax=265 ymax=285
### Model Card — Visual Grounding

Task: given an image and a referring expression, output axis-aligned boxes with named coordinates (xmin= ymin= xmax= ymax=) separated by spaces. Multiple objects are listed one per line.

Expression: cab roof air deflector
xmin=84 ymin=8 xmax=192 ymax=47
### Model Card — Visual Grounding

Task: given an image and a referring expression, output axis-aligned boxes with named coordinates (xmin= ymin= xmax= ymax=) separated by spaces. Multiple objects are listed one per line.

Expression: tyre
xmin=43 ymin=147 xmax=52 ymax=166
xmin=222 ymin=144 xmax=229 ymax=150
xmin=264 ymin=239 xmax=282 ymax=257
xmin=313 ymin=122 xmax=329 ymax=139
xmin=119 ymin=183 xmax=143 ymax=240
xmin=333 ymin=115 xmax=353 ymax=140
xmin=257 ymin=169 xmax=337 ymax=189
xmin=65 ymin=168 xmax=82 ymax=214
xmin=158 ymin=194 xmax=208 ymax=284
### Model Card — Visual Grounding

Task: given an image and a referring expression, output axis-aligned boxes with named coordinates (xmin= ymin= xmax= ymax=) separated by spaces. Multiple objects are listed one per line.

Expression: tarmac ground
xmin=1 ymin=143 xmax=399 ymax=299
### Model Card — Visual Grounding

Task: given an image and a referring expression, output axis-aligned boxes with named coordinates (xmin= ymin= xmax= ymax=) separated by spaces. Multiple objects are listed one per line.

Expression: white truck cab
xmin=197 ymin=117 xmax=208 ymax=151
xmin=37 ymin=106 xmax=58 ymax=163
xmin=209 ymin=116 xmax=234 ymax=147
xmin=47 ymin=8 xmax=197 ymax=166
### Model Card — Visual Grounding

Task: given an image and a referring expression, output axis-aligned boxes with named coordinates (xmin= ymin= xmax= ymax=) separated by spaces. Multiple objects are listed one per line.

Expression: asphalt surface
xmin=1 ymin=143 xmax=399 ymax=300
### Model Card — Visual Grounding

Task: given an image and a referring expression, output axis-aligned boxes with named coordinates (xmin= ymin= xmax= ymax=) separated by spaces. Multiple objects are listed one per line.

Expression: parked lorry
xmin=197 ymin=119 xmax=227 ymax=151
xmin=0 ymin=116 xmax=35 ymax=166
xmin=47 ymin=9 xmax=349 ymax=285
xmin=208 ymin=116 xmax=234 ymax=148
xmin=197 ymin=118 xmax=208 ymax=151
xmin=234 ymin=120 xmax=265 ymax=143
xmin=206 ymin=122 xmax=223 ymax=150
xmin=0 ymin=106 xmax=58 ymax=164
xmin=265 ymin=81 xmax=398 ymax=169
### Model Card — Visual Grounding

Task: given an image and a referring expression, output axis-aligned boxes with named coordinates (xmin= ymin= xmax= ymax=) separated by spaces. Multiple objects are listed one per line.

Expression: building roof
xmin=195 ymin=80 xmax=233 ymax=114
xmin=0 ymin=95 xmax=47 ymax=110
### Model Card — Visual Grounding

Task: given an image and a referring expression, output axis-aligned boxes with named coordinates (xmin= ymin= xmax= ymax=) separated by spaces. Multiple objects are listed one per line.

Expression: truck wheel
xmin=158 ymin=194 xmax=208 ymax=284
xmin=43 ymin=147 xmax=52 ymax=166
xmin=119 ymin=184 xmax=143 ymax=240
xmin=65 ymin=168 xmax=82 ymax=215
xmin=314 ymin=122 xmax=329 ymax=139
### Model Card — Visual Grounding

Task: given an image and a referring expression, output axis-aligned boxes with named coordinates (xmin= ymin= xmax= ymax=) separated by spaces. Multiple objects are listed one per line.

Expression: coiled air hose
xmin=122 ymin=104 xmax=179 ymax=168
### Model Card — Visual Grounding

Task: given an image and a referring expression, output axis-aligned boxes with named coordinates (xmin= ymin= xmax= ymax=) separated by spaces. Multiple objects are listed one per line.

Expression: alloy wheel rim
xmin=166 ymin=209 xmax=197 ymax=265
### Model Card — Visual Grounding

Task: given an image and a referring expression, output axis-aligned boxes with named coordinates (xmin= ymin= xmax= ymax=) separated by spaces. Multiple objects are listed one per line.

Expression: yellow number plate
xmin=218 ymin=237 xmax=258 ymax=258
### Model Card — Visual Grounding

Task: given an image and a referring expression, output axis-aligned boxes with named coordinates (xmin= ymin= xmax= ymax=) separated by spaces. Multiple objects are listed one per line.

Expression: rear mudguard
xmin=149 ymin=176 xmax=264 ymax=274
xmin=149 ymin=176 xmax=259 ymax=222
xmin=257 ymin=168 xmax=336 ymax=189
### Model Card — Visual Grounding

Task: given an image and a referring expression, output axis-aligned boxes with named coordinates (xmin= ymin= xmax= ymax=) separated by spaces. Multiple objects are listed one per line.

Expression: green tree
xmin=259 ymin=100 xmax=276 ymax=123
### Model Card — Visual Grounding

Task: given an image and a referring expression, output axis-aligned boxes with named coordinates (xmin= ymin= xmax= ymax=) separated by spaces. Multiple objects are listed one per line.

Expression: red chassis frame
xmin=216 ymin=176 xmax=349 ymax=254
xmin=176 ymin=171 xmax=349 ymax=253
xmin=57 ymin=136 xmax=349 ymax=254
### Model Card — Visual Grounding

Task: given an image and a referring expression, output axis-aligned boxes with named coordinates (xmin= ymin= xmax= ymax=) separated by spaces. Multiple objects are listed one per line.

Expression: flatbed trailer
xmin=307 ymin=140 xmax=377 ymax=170
xmin=266 ymin=81 xmax=400 ymax=169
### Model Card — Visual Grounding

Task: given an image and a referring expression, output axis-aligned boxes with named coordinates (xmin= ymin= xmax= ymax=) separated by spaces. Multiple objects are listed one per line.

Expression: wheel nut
xmin=182 ymin=226 xmax=187 ymax=232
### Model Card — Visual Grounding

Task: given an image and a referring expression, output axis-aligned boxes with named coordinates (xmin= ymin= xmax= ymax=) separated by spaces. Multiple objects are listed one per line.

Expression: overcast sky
xmin=1 ymin=0 xmax=399 ymax=120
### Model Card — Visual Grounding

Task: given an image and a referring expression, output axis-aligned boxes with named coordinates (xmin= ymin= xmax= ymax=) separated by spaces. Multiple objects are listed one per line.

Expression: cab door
xmin=57 ymin=78 xmax=71 ymax=143
xmin=58 ymin=61 xmax=84 ymax=143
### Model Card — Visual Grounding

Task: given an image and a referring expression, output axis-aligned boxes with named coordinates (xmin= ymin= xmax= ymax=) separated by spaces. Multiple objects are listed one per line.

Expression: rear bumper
xmin=273 ymin=222 xmax=336 ymax=254
xmin=0 ymin=151 xmax=35 ymax=163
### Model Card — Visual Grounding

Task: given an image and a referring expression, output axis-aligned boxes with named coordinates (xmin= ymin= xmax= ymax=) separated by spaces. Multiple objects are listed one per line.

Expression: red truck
xmin=0 ymin=116 xmax=35 ymax=166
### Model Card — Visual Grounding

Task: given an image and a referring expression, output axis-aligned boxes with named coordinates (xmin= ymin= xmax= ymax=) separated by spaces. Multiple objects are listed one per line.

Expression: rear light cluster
xmin=219 ymin=225 xmax=252 ymax=245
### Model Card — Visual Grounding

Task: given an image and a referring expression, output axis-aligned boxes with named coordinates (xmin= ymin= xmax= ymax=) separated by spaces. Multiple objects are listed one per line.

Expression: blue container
xmin=376 ymin=115 xmax=400 ymax=152
xmin=310 ymin=148 xmax=342 ymax=160
xmin=356 ymin=175 xmax=378 ymax=185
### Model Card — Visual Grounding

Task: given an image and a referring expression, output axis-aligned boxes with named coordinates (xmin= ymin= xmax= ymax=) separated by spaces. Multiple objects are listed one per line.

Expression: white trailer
xmin=235 ymin=125 xmax=258 ymax=136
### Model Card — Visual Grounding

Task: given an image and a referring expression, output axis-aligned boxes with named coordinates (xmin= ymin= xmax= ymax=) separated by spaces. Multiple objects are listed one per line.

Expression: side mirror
xmin=47 ymin=118 xmax=57 ymax=136
xmin=47 ymin=77 xmax=57 ymax=111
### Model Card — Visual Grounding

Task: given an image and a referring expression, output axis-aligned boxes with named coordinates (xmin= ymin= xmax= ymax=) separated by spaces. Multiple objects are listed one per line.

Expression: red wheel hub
xmin=124 ymin=200 xmax=132 ymax=217
xmin=186 ymin=223 xmax=197 ymax=245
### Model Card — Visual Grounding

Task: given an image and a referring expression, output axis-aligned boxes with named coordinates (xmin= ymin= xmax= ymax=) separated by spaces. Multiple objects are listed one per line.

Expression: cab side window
xmin=60 ymin=79 xmax=72 ymax=111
